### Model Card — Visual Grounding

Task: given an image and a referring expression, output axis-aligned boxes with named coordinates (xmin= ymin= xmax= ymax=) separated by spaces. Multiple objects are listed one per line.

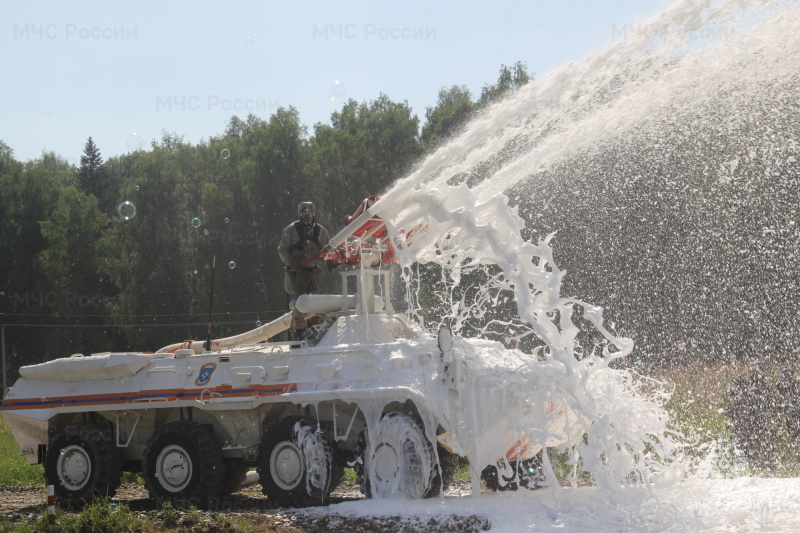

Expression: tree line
xmin=0 ymin=63 xmax=532 ymax=379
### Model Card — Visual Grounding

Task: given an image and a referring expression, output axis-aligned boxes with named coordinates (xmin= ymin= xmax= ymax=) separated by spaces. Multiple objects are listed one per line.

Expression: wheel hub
xmin=156 ymin=445 xmax=192 ymax=492
xmin=57 ymin=445 xmax=91 ymax=490
xmin=271 ymin=441 xmax=304 ymax=490
xmin=372 ymin=442 xmax=399 ymax=485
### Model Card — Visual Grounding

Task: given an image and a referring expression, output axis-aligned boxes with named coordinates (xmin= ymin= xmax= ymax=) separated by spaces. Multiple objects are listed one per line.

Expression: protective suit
xmin=277 ymin=202 xmax=331 ymax=336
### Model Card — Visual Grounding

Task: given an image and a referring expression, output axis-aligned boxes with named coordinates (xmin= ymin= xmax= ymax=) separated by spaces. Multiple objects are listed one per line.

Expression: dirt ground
xmin=0 ymin=479 xmax=490 ymax=533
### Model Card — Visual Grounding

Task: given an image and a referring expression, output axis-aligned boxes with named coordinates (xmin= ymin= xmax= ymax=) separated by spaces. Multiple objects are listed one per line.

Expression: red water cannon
xmin=301 ymin=196 xmax=397 ymax=269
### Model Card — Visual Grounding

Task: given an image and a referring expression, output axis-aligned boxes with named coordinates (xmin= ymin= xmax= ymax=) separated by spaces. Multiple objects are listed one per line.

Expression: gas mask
xmin=300 ymin=209 xmax=315 ymax=227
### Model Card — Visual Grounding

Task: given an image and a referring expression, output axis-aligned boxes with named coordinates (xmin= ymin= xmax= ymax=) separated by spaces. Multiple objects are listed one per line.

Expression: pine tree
xmin=77 ymin=137 xmax=114 ymax=213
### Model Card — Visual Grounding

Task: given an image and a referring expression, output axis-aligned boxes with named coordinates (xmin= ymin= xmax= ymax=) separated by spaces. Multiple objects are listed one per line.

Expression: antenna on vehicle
xmin=204 ymin=254 xmax=216 ymax=353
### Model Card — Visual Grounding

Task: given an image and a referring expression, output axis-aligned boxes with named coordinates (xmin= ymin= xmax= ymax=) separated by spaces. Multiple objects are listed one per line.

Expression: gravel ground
xmin=0 ymin=479 xmax=490 ymax=533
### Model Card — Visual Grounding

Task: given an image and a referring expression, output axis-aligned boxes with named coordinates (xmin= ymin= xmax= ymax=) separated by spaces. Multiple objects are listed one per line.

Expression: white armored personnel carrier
xmin=1 ymin=197 xmax=585 ymax=508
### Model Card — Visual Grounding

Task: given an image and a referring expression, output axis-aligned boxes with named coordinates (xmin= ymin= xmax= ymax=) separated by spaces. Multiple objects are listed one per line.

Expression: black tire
xmin=428 ymin=445 xmax=461 ymax=496
xmin=257 ymin=417 xmax=337 ymax=507
xmin=482 ymin=455 xmax=545 ymax=491
xmin=45 ymin=422 xmax=123 ymax=508
xmin=482 ymin=462 xmax=516 ymax=491
xmin=362 ymin=412 xmax=436 ymax=500
xmin=143 ymin=421 xmax=224 ymax=506
xmin=353 ymin=429 xmax=371 ymax=497
xmin=518 ymin=457 xmax=546 ymax=489
xmin=328 ymin=461 xmax=345 ymax=493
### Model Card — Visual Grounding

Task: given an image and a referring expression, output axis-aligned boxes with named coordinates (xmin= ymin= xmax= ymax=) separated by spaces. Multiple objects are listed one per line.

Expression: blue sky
xmin=1 ymin=0 xmax=672 ymax=163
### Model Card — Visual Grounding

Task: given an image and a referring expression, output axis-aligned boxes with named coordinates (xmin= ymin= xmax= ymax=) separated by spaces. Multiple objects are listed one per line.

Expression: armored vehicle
xmin=1 ymin=197 xmax=584 ymax=507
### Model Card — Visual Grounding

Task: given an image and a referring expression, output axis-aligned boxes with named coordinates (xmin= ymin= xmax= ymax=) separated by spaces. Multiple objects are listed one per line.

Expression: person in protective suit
xmin=277 ymin=201 xmax=331 ymax=338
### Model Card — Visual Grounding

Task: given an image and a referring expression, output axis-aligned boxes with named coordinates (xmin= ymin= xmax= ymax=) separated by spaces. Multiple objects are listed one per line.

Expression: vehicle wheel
xmin=428 ymin=445 xmax=461 ymax=496
xmin=363 ymin=412 xmax=436 ymax=499
xmin=482 ymin=456 xmax=545 ymax=491
xmin=482 ymin=462 xmax=515 ymax=491
xmin=257 ymin=417 xmax=336 ymax=507
xmin=516 ymin=456 xmax=546 ymax=489
xmin=354 ymin=429 xmax=371 ymax=497
xmin=328 ymin=463 xmax=345 ymax=493
xmin=45 ymin=422 xmax=122 ymax=507
xmin=143 ymin=421 xmax=224 ymax=506
xmin=219 ymin=460 xmax=250 ymax=495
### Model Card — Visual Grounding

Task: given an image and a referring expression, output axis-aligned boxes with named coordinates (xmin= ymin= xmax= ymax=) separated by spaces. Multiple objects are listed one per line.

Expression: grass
xmin=0 ymin=417 xmax=44 ymax=486
xmin=55 ymin=498 xmax=142 ymax=533
xmin=0 ymin=498 xmax=284 ymax=533
xmin=342 ymin=467 xmax=357 ymax=483
xmin=650 ymin=361 xmax=800 ymax=477
xmin=120 ymin=472 xmax=144 ymax=485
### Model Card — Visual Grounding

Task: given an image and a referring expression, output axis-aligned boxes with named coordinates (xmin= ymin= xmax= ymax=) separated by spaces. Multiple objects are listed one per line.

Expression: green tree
xmin=0 ymin=140 xmax=13 ymax=161
xmin=0 ymin=142 xmax=26 ymax=308
xmin=235 ymin=107 xmax=310 ymax=316
xmin=35 ymin=186 xmax=118 ymax=354
xmin=1 ymin=153 xmax=67 ymax=296
xmin=99 ymin=143 xmax=204 ymax=351
xmin=37 ymin=187 xmax=104 ymax=298
xmin=478 ymin=61 xmax=533 ymax=107
xmin=420 ymin=85 xmax=476 ymax=152
xmin=307 ymin=94 xmax=422 ymax=225
xmin=77 ymin=137 xmax=115 ymax=214
xmin=0 ymin=152 xmax=75 ymax=366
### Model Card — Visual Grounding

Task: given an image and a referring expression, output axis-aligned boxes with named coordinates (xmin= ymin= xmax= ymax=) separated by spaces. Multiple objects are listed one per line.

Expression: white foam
xmin=311 ymin=477 xmax=800 ymax=532
xmin=337 ymin=0 xmax=799 ymax=527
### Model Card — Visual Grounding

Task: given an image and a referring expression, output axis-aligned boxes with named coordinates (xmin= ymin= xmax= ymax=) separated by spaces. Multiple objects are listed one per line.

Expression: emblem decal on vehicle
xmin=195 ymin=363 xmax=217 ymax=386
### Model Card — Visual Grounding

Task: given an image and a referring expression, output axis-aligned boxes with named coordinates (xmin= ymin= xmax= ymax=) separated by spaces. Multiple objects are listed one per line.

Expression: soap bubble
xmin=126 ymin=133 xmax=145 ymax=152
xmin=228 ymin=261 xmax=236 ymax=269
xmin=327 ymin=80 xmax=346 ymax=102
xmin=191 ymin=217 xmax=202 ymax=228
xmin=256 ymin=320 xmax=262 ymax=327
xmin=224 ymin=217 xmax=230 ymax=223
xmin=331 ymin=359 xmax=342 ymax=371
xmin=117 ymin=201 xmax=137 ymax=220
xmin=220 ymin=148 xmax=231 ymax=159
xmin=203 ymin=229 xmax=209 ymax=236
xmin=244 ymin=36 xmax=253 ymax=47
